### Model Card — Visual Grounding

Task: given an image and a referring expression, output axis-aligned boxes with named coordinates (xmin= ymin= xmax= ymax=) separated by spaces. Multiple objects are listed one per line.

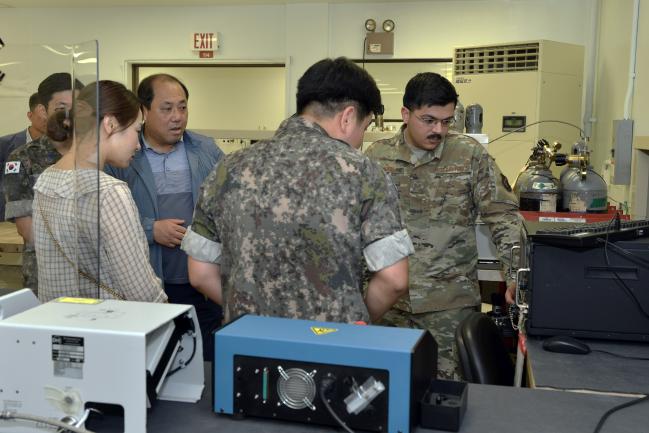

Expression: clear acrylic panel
xmin=0 ymin=41 xmax=99 ymax=298
xmin=70 ymin=41 xmax=101 ymax=299
xmin=0 ymin=43 xmax=74 ymax=137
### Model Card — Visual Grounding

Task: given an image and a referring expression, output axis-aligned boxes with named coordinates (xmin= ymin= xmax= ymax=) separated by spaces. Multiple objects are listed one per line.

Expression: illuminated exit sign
xmin=192 ymin=32 xmax=219 ymax=58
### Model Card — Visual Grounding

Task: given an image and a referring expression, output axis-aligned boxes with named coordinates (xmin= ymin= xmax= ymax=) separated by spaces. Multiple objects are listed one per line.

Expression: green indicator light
xmin=262 ymin=367 xmax=269 ymax=402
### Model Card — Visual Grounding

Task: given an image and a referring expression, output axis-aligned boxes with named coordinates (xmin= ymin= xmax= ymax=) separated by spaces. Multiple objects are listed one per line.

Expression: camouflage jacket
xmin=184 ymin=116 xmax=412 ymax=324
xmin=4 ymin=135 xmax=62 ymax=222
xmin=3 ymin=135 xmax=62 ymax=292
xmin=366 ymin=127 xmax=522 ymax=313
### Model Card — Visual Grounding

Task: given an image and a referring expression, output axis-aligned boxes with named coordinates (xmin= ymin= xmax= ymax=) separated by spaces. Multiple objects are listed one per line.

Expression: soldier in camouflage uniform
xmin=182 ymin=57 xmax=414 ymax=324
xmin=3 ymin=73 xmax=81 ymax=294
xmin=366 ymin=72 xmax=522 ymax=380
xmin=0 ymin=92 xmax=48 ymax=222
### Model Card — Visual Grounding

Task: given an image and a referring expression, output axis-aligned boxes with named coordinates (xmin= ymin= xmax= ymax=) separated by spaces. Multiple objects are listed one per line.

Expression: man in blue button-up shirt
xmin=106 ymin=74 xmax=224 ymax=360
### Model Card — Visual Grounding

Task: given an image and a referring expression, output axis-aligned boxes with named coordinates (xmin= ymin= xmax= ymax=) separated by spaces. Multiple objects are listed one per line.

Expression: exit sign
xmin=192 ymin=32 xmax=219 ymax=51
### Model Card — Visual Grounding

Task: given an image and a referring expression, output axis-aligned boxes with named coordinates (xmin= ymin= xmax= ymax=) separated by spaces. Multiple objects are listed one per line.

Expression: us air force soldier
xmin=182 ymin=57 xmax=414 ymax=324
xmin=365 ymin=72 xmax=522 ymax=379
xmin=3 ymin=73 xmax=81 ymax=293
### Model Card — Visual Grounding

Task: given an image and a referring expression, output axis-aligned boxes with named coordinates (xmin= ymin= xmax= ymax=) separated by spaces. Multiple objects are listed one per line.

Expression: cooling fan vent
xmin=276 ymin=366 xmax=316 ymax=410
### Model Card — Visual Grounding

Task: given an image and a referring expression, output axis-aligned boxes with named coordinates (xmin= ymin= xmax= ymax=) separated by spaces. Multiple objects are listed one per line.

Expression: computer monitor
xmin=525 ymin=230 xmax=649 ymax=341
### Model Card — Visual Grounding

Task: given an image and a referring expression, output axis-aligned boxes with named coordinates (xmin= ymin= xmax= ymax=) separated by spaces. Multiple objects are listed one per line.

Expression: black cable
xmin=592 ymin=395 xmax=649 ymax=433
xmin=602 ymin=213 xmax=649 ymax=320
xmin=0 ymin=38 xmax=5 ymax=84
xmin=319 ymin=379 xmax=356 ymax=433
xmin=592 ymin=349 xmax=649 ymax=361
xmin=527 ymin=173 xmax=557 ymax=183
xmin=596 ymin=239 xmax=649 ymax=268
xmin=590 ymin=169 xmax=607 ymax=184
xmin=608 ymin=273 xmax=649 ymax=320
xmin=167 ymin=332 xmax=197 ymax=377
xmin=362 ymin=37 xmax=367 ymax=70
xmin=489 ymin=119 xmax=585 ymax=144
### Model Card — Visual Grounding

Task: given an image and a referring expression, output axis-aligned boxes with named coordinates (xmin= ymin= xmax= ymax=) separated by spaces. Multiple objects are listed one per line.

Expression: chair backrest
xmin=455 ymin=311 xmax=515 ymax=386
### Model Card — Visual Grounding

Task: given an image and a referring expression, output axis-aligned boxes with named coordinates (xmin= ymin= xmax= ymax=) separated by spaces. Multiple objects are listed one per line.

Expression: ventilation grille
xmin=454 ymin=42 xmax=539 ymax=75
xmin=276 ymin=367 xmax=316 ymax=410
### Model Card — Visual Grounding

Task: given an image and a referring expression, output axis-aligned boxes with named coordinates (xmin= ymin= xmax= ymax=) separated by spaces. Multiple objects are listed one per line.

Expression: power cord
xmin=167 ymin=331 xmax=197 ymax=377
xmin=319 ymin=377 xmax=356 ymax=433
xmin=602 ymin=213 xmax=649 ymax=320
xmin=0 ymin=410 xmax=95 ymax=433
xmin=0 ymin=37 xmax=5 ymax=83
xmin=362 ymin=37 xmax=367 ymax=70
xmin=591 ymin=349 xmax=649 ymax=361
xmin=592 ymin=394 xmax=649 ymax=433
xmin=596 ymin=238 xmax=649 ymax=268
xmin=488 ymin=119 xmax=585 ymax=144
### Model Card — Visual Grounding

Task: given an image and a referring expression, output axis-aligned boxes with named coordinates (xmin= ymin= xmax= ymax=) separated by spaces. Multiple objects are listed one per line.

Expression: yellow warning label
xmin=310 ymin=326 xmax=338 ymax=336
xmin=55 ymin=297 xmax=103 ymax=305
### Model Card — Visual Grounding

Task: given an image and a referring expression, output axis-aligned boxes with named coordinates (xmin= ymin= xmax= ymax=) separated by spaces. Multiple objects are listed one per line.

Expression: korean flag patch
xmin=4 ymin=161 xmax=21 ymax=174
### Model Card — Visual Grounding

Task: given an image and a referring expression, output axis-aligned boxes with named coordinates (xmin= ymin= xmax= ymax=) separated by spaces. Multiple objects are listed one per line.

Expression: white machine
xmin=0 ymin=290 xmax=204 ymax=433
xmin=454 ymin=40 xmax=584 ymax=183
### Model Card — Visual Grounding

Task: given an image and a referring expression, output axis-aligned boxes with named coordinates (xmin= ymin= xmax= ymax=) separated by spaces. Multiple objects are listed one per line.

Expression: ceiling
xmin=0 ymin=0 xmax=394 ymax=7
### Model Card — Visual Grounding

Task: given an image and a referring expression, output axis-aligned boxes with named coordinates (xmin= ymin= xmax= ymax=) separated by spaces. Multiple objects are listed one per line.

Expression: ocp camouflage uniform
xmin=366 ymin=126 xmax=522 ymax=380
xmin=3 ymin=136 xmax=63 ymax=294
xmin=182 ymin=116 xmax=414 ymax=324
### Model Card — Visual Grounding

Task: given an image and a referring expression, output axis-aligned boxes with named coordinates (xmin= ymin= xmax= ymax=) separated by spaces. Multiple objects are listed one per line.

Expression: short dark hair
xmin=403 ymin=72 xmax=458 ymax=110
xmin=296 ymin=57 xmax=381 ymax=120
xmin=137 ymin=74 xmax=189 ymax=109
xmin=37 ymin=72 xmax=84 ymax=108
xmin=28 ymin=92 xmax=40 ymax=111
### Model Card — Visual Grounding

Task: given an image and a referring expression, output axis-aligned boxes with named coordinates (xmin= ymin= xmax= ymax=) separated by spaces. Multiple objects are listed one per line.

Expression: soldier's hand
xmin=505 ymin=280 xmax=516 ymax=304
xmin=153 ymin=219 xmax=186 ymax=248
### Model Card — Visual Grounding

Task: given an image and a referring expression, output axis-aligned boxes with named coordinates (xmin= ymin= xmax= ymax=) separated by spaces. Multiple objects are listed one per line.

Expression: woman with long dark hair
xmin=33 ymin=80 xmax=167 ymax=302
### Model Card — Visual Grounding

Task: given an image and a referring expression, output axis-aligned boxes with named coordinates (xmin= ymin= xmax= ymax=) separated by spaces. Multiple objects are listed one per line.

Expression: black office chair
xmin=455 ymin=311 xmax=515 ymax=386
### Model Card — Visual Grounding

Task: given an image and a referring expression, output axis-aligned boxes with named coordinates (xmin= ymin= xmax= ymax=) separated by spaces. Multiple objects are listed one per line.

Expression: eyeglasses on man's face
xmin=411 ymin=112 xmax=455 ymax=128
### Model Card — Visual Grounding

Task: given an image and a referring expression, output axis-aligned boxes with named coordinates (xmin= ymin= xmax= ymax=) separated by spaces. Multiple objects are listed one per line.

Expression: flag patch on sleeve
xmin=4 ymin=161 xmax=21 ymax=174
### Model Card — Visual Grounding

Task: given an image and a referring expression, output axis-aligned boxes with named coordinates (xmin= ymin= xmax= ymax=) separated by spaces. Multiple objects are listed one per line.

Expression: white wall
xmin=631 ymin=0 xmax=649 ymax=218
xmin=0 ymin=4 xmax=287 ymax=135
xmin=329 ymin=0 xmax=593 ymax=58
xmin=285 ymin=3 xmax=332 ymax=115
xmin=0 ymin=0 xmax=595 ymax=136
xmin=630 ymin=0 xmax=649 ymax=138
xmin=593 ymin=0 xmax=649 ymax=217
xmin=137 ymin=65 xmax=286 ymax=131
xmin=591 ymin=0 xmax=632 ymax=208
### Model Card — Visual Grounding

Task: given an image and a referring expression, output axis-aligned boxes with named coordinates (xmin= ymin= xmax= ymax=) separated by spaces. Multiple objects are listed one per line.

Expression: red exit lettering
xmin=193 ymin=33 xmax=214 ymax=50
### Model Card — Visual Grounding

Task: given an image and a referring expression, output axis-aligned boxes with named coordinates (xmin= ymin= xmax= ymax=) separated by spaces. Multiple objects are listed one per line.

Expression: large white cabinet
xmin=453 ymin=40 xmax=585 ymax=183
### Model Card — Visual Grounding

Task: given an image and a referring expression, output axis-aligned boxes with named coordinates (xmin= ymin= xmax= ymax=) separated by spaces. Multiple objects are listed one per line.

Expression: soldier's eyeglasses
xmin=412 ymin=112 xmax=455 ymax=128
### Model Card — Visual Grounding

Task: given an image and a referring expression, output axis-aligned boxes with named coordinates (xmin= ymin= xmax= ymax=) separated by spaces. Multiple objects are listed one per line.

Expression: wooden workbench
xmin=0 ymin=221 xmax=23 ymax=289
